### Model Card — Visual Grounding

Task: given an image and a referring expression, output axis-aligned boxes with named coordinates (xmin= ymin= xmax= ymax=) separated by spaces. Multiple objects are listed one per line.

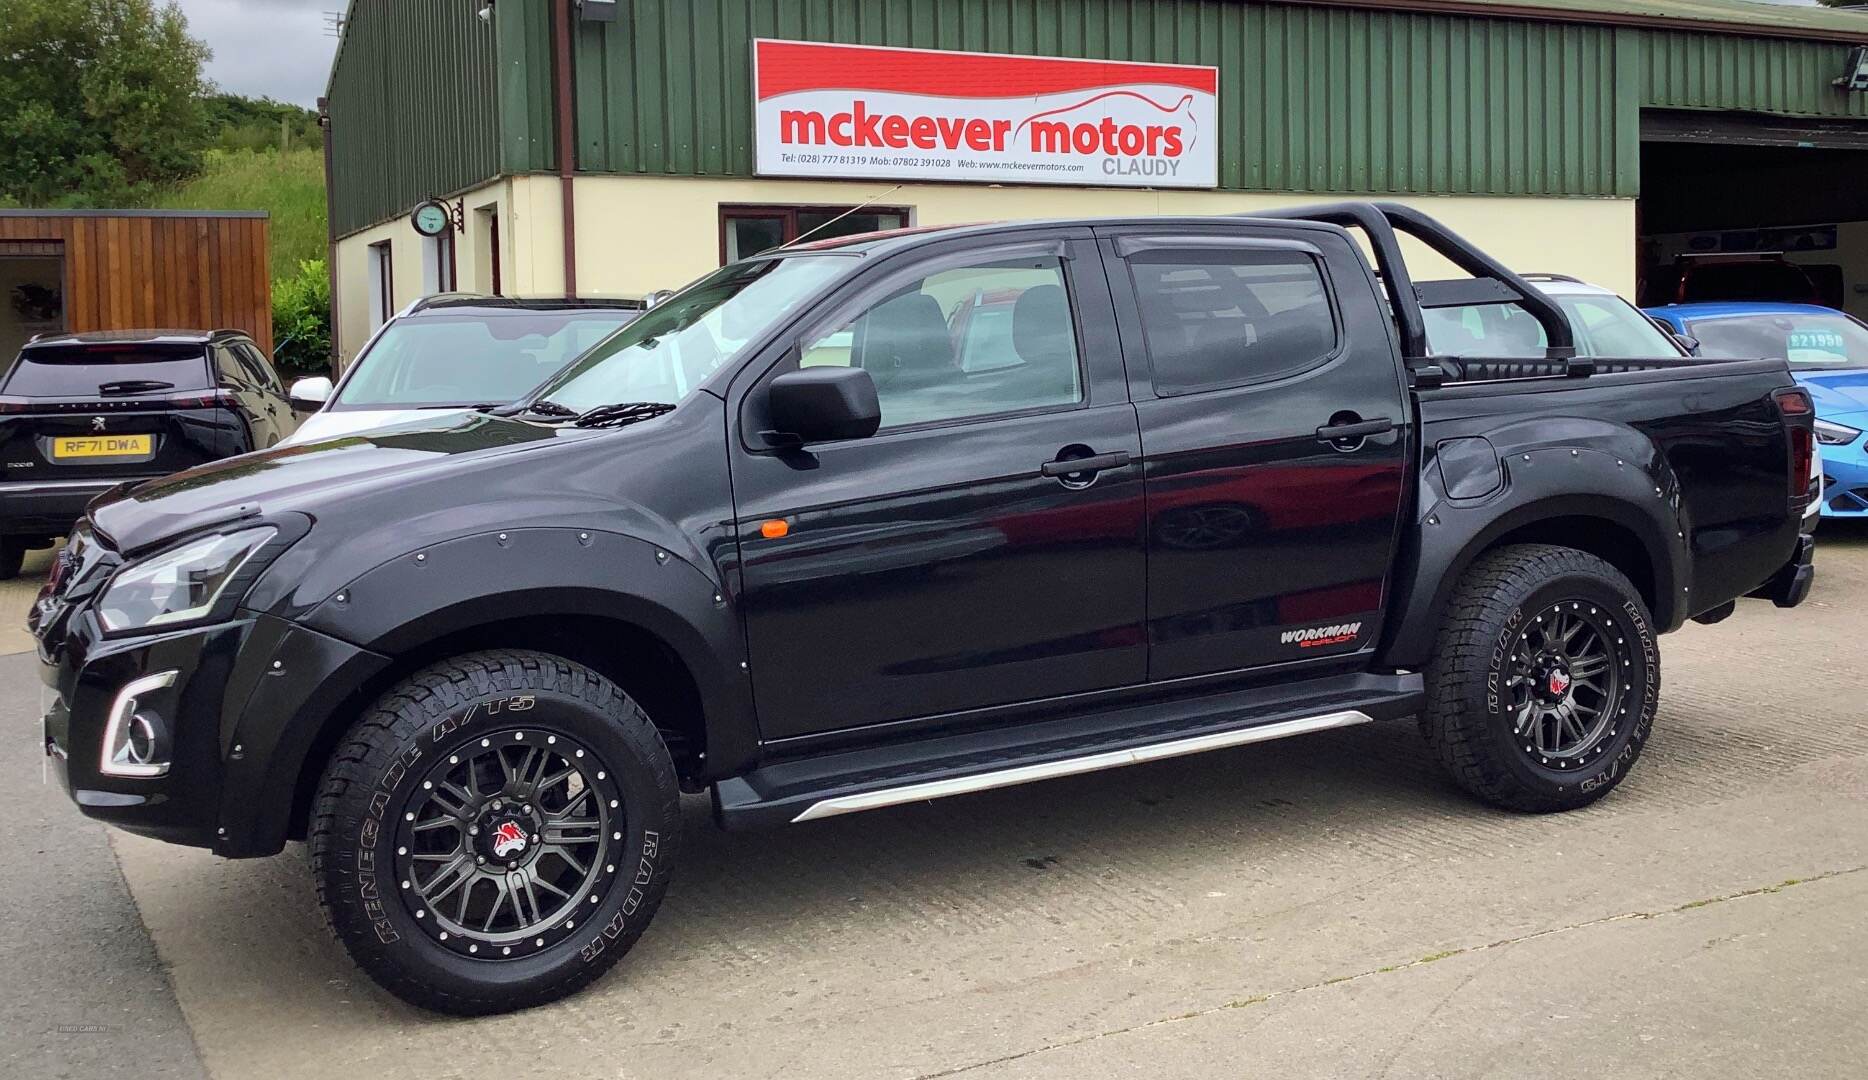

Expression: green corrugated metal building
xmin=322 ymin=0 xmax=1868 ymax=361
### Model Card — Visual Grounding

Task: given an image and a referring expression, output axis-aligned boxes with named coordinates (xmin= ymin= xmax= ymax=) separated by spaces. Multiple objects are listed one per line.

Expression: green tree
xmin=0 ymin=0 xmax=211 ymax=207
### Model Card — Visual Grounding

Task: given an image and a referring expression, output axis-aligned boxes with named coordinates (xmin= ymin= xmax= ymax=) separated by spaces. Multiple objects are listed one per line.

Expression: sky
xmin=174 ymin=0 xmax=342 ymax=108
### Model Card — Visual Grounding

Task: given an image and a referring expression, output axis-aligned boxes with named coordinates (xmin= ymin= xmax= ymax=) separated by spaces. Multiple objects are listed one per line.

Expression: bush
xmin=273 ymin=258 xmax=330 ymax=376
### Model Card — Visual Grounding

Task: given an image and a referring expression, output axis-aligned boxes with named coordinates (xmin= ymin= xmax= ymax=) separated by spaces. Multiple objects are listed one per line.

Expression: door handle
xmin=1041 ymin=450 xmax=1130 ymax=478
xmin=1315 ymin=417 xmax=1394 ymax=447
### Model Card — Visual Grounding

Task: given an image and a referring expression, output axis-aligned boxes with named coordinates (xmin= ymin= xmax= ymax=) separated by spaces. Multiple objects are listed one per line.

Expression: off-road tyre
xmin=311 ymin=649 xmax=680 ymax=1015
xmin=1421 ymin=544 xmax=1659 ymax=812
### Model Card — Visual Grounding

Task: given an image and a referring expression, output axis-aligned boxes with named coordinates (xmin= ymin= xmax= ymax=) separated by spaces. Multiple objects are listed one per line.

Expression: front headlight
xmin=97 ymin=527 xmax=277 ymax=632
xmin=1814 ymin=418 xmax=1861 ymax=447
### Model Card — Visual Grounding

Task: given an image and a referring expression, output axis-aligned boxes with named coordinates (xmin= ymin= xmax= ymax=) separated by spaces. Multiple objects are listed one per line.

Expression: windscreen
xmin=2 ymin=343 xmax=211 ymax=396
xmin=530 ymin=255 xmax=849 ymax=413
xmin=333 ymin=309 xmax=639 ymax=409
xmin=1424 ymin=294 xmax=1680 ymax=359
xmin=1685 ymin=312 xmax=1868 ymax=371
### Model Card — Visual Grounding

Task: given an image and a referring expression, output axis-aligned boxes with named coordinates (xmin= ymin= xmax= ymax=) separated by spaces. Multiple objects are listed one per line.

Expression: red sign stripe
xmin=754 ymin=39 xmax=1217 ymax=101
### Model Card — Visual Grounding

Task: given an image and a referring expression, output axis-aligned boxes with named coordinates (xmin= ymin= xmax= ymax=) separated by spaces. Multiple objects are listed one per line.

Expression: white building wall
xmin=337 ymin=174 xmax=1639 ymax=362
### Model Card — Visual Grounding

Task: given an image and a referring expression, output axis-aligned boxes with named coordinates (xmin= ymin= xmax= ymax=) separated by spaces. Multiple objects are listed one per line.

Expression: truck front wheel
xmin=1421 ymin=544 xmax=1659 ymax=812
xmin=310 ymin=649 xmax=680 ymax=1015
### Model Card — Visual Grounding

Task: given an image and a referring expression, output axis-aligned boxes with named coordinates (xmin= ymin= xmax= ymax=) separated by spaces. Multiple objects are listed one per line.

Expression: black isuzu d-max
xmin=32 ymin=204 xmax=1815 ymax=1014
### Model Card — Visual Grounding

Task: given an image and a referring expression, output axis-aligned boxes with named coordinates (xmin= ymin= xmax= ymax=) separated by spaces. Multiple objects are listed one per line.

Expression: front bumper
xmin=1819 ymin=439 xmax=1868 ymax=517
xmin=39 ymin=603 xmax=389 ymax=856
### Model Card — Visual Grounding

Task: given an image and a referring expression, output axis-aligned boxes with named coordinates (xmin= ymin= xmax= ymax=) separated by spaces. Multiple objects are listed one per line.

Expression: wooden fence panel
xmin=0 ymin=211 xmax=274 ymax=354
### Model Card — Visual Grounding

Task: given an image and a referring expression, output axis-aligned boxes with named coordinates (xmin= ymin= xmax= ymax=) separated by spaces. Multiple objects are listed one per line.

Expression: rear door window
xmin=2 ymin=343 xmax=211 ymax=397
xmin=1126 ymin=249 xmax=1338 ymax=395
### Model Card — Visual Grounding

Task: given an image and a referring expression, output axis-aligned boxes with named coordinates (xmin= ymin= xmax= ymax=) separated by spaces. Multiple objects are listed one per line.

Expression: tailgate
xmin=0 ymin=343 xmax=231 ymax=480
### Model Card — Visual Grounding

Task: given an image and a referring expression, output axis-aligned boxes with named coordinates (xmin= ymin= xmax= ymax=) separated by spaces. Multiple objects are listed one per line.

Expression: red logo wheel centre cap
xmin=491 ymin=820 xmax=529 ymax=858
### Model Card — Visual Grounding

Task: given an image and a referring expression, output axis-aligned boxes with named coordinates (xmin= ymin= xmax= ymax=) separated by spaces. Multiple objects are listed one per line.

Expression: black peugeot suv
xmin=0 ymin=329 xmax=296 ymax=577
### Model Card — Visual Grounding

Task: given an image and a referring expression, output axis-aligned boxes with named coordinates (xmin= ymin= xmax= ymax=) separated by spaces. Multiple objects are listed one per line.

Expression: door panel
xmin=1103 ymin=230 xmax=1410 ymax=680
xmin=731 ymin=236 xmax=1146 ymax=740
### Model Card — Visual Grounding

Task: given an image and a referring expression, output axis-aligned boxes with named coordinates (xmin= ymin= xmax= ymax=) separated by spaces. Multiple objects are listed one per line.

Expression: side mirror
xmin=765 ymin=367 xmax=880 ymax=445
xmin=1672 ymin=334 xmax=1701 ymax=356
xmin=289 ymin=376 xmax=334 ymax=410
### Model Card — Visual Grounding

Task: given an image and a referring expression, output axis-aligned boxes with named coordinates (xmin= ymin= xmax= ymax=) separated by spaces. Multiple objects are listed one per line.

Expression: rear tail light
xmin=1775 ymin=388 xmax=1815 ymax=503
xmin=0 ymin=396 xmax=34 ymax=414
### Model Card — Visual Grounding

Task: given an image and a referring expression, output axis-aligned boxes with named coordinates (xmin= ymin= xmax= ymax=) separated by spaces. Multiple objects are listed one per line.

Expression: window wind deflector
xmin=1113 ymin=235 xmax=1322 ymax=259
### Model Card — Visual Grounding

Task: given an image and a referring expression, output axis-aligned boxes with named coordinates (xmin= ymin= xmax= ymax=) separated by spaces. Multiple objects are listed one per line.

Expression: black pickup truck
xmin=32 ymin=203 xmax=1814 ymax=1015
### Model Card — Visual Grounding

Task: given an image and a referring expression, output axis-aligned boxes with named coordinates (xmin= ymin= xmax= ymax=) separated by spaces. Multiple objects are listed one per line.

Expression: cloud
xmin=172 ymin=0 xmax=341 ymax=106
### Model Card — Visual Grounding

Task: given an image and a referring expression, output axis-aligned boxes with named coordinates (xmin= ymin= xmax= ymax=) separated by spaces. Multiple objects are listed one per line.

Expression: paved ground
xmin=5 ymin=530 xmax=1866 ymax=1079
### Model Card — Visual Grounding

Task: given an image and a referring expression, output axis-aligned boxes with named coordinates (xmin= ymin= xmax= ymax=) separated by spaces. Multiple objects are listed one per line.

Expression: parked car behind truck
xmin=0 ymin=329 xmax=295 ymax=578
xmin=1647 ymin=303 xmax=1867 ymax=521
xmin=34 ymin=204 xmax=1814 ymax=1014
xmin=283 ymin=295 xmax=642 ymax=445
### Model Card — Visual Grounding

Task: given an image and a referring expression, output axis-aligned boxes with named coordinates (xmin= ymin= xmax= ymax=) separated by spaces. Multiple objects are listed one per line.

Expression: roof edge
xmin=1278 ymin=0 xmax=1868 ymax=45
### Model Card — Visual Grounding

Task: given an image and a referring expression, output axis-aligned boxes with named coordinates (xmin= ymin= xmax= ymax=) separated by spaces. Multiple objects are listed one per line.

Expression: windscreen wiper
xmin=98 ymin=379 xmax=176 ymax=396
xmin=483 ymin=398 xmax=580 ymax=418
xmin=572 ymin=401 xmax=676 ymax=429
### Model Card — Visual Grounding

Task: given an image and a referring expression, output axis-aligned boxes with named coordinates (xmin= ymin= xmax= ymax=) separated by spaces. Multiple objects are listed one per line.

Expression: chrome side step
xmin=789 ymin=709 xmax=1375 ymax=823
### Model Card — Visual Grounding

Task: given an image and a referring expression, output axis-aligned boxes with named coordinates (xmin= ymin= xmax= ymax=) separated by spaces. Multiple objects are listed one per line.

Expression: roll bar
xmin=1241 ymin=201 xmax=1579 ymax=368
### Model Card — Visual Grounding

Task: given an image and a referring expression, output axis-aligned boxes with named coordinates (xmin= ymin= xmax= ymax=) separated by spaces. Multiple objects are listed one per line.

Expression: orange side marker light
xmin=760 ymin=519 xmax=790 ymax=539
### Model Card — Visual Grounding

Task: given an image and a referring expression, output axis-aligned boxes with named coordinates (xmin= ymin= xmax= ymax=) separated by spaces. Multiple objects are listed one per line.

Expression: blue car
xmin=1647 ymin=302 xmax=1868 ymax=523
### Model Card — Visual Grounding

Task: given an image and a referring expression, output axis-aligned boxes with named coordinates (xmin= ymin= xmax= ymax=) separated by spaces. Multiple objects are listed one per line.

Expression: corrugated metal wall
xmin=569 ymin=0 xmax=1641 ymax=197
xmin=329 ymin=1 xmax=1868 ymax=236
xmin=327 ymin=0 xmax=505 ymax=236
xmin=1640 ymin=30 xmax=1868 ymax=120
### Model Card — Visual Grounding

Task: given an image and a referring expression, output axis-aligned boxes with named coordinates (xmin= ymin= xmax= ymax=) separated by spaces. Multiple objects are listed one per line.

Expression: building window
xmin=368 ymin=240 xmax=394 ymax=328
xmin=422 ymin=230 xmax=457 ymax=295
xmin=474 ymin=205 xmax=501 ymax=295
xmin=720 ymin=205 xmax=910 ymax=263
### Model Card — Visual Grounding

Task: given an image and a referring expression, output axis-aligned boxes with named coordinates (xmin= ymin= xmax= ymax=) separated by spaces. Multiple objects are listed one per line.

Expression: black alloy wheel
xmin=1503 ymin=600 xmax=1628 ymax=770
xmin=398 ymin=729 xmax=621 ymax=959
xmin=1422 ymin=544 xmax=1659 ymax=812
xmin=313 ymin=650 xmax=680 ymax=1015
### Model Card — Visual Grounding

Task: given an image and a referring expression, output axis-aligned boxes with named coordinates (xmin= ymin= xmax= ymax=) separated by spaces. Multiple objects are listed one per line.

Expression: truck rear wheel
xmin=310 ymin=649 xmax=680 ymax=1015
xmin=1421 ymin=544 xmax=1659 ymax=812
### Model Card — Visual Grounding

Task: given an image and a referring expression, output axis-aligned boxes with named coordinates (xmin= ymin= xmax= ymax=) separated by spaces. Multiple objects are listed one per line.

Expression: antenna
xmin=778 ymin=186 xmax=906 ymax=251
xmin=322 ymin=11 xmax=345 ymax=37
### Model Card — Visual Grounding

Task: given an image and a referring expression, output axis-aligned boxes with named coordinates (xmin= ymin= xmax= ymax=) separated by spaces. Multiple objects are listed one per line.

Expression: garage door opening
xmin=0 ymin=242 xmax=65 ymax=362
xmin=1638 ymin=111 xmax=1868 ymax=319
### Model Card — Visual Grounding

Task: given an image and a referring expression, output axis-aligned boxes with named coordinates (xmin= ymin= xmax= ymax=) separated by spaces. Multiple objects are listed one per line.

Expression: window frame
xmin=1115 ymin=235 xmax=1347 ymax=400
xmin=740 ymin=238 xmax=1095 ymax=449
xmin=719 ymin=203 xmax=913 ymax=265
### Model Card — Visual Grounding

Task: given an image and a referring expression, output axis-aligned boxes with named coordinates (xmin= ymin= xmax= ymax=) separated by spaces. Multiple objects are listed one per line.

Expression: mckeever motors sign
xmin=753 ymin=40 xmax=1219 ymax=189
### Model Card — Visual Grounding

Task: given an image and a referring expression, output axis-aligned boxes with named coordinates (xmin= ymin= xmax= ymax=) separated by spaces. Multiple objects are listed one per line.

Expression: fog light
xmin=100 ymin=671 xmax=177 ymax=778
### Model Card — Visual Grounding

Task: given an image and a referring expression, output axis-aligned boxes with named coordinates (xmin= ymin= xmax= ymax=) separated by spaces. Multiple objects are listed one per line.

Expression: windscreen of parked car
xmin=532 ymin=255 xmax=848 ymax=413
xmin=1424 ymin=294 xmax=1680 ymax=358
xmin=332 ymin=309 xmax=639 ymax=409
xmin=1684 ymin=312 xmax=1868 ymax=371
xmin=2 ymin=343 xmax=212 ymax=397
